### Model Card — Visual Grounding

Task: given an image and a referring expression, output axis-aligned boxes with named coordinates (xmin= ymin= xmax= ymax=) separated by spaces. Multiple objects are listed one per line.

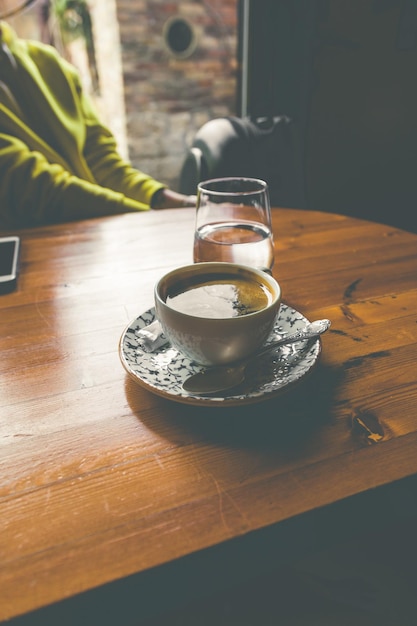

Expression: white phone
xmin=0 ymin=236 xmax=20 ymax=294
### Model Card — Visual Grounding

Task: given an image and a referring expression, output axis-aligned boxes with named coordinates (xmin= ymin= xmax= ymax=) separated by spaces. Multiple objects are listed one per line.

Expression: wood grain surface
xmin=1 ymin=207 xmax=417 ymax=623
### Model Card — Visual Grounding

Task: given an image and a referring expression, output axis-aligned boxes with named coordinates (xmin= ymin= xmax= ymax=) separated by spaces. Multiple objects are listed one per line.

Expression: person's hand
xmin=152 ymin=188 xmax=196 ymax=209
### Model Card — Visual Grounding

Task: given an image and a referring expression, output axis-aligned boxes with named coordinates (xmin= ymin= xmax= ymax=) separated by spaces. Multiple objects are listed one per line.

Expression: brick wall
xmin=115 ymin=0 xmax=238 ymax=190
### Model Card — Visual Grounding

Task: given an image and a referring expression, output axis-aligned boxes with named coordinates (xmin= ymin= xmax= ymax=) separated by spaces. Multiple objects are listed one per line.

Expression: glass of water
xmin=193 ymin=177 xmax=274 ymax=272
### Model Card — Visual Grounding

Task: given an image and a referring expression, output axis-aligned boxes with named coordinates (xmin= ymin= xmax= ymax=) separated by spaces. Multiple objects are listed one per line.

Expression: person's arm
xmin=0 ymin=133 xmax=150 ymax=228
xmin=77 ymin=76 xmax=196 ymax=209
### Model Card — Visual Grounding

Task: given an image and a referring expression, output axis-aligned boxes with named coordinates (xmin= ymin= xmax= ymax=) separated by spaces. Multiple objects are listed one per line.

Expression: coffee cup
xmin=154 ymin=262 xmax=281 ymax=365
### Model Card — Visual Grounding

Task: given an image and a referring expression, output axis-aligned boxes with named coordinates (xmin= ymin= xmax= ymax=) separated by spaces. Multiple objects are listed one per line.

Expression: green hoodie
xmin=0 ymin=22 xmax=165 ymax=228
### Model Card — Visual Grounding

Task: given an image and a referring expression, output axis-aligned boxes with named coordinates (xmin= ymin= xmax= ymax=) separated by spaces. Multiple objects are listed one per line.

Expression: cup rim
xmin=155 ymin=262 xmax=281 ymax=321
xmin=197 ymin=177 xmax=268 ymax=196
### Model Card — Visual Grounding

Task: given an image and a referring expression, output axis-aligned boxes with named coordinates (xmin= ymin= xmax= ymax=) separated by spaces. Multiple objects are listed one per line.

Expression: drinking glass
xmin=193 ymin=177 xmax=274 ymax=272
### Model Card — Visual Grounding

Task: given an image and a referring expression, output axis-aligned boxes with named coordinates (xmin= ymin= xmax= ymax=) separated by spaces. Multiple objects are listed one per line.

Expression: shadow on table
xmin=125 ymin=361 xmax=344 ymax=455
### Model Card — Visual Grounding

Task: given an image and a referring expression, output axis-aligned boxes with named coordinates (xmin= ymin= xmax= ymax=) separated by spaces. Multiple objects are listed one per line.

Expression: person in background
xmin=0 ymin=20 xmax=195 ymax=229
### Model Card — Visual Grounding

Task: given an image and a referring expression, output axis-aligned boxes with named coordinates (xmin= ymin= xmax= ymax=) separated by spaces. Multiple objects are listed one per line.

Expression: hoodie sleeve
xmin=70 ymin=69 xmax=166 ymax=206
xmin=0 ymin=133 xmax=151 ymax=228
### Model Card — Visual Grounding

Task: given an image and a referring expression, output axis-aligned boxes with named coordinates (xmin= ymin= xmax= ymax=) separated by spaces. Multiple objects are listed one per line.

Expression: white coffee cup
xmin=154 ymin=262 xmax=281 ymax=365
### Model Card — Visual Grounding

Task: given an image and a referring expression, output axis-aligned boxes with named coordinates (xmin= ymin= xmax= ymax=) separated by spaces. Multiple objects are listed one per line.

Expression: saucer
xmin=119 ymin=303 xmax=322 ymax=406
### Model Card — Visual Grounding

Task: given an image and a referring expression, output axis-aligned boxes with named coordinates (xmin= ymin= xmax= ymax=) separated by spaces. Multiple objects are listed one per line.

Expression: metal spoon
xmin=182 ymin=319 xmax=331 ymax=395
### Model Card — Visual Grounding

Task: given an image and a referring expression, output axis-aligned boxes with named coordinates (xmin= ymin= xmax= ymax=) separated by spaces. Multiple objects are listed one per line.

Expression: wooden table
xmin=2 ymin=207 xmax=417 ymax=624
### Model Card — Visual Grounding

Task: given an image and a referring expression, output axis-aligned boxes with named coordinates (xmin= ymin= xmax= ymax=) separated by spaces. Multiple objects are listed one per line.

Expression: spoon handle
xmin=256 ymin=319 xmax=331 ymax=359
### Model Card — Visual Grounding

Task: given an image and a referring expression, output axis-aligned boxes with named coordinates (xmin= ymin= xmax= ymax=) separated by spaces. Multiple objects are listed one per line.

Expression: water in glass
xmin=194 ymin=220 xmax=274 ymax=270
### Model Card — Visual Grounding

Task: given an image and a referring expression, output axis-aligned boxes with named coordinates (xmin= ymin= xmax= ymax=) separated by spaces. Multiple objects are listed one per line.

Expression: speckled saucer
xmin=119 ymin=303 xmax=322 ymax=406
